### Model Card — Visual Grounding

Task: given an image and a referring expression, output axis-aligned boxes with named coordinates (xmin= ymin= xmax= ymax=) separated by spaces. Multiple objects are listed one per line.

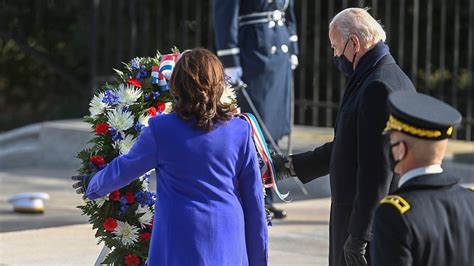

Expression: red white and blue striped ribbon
xmin=240 ymin=113 xmax=289 ymax=201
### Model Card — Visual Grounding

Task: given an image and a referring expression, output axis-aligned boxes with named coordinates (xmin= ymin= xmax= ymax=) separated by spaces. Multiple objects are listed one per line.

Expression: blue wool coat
xmin=86 ymin=114 xmax=268 ymax=266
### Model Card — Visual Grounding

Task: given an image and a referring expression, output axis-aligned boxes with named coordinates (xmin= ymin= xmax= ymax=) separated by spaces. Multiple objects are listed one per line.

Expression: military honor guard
xmin=213 ymin=0 xmax=299 ymax=219
xmin=213 ymin=0 xmax=298 ymax=142
xmin=372 ymin=91 xmax=474 ymax=266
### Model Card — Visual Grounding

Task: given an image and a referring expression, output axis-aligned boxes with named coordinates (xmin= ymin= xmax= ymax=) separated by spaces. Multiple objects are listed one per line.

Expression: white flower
xmin=139 ymin=171 xmax=153 ymax=191
xmin=163 ymin=102 xmax=173 ymax=114
xmin=107 ymin=109 xmax=134 ymax=131
xmin=89 ymin=92 xmax=108 ymax=118
xmin=113 ymin=221 xmax=139 ymax=246
xmin=116 ymin=84 xmax=142 ymax=107
xmin=138 ymin=114 xmax=151 ymax=127
xmin=136 ymin=205 xmax=154 ymax=229
xmin=220 ymin=85 xmax=236 ymax=105
xmin=94 ymin=197 xmax=107 ymax=208
xmin=113 ymin=134 xmax=136 ymax=154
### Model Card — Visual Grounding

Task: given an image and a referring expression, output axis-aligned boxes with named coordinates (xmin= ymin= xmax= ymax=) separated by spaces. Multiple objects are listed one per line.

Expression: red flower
xmin=147 ymin=106 xmax=157 ymax=117
xmin=139 ymin=232 xmax=151 ymax=241
xmin=124 ymin=254 xmax=140 ymax=266
xmin=127 ymin=78 xmax=142 ymax=88
xmin=95 ymin=123 xmax=109 ymax=135
xmin=90 ymin=155 xmax=106 ymax=168
xmin=156 ymin=101 xmax=166 ymax=113
xmin=125 ymin=192 xmax=135 ymax=204
xmin=103 ymin=217 xmax=117 ymax=232
xmin=109 ymin=190 xmax=121 ymax=201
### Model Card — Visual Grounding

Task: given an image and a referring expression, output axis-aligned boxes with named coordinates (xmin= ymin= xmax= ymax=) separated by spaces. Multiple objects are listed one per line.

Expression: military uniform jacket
xmin=213 ymin=0 xmax=298 ymax=141
xmin=372 ymin=173 xmax=474 ymax=266
xmin=292 ymin=48 xmax=416 ymax=265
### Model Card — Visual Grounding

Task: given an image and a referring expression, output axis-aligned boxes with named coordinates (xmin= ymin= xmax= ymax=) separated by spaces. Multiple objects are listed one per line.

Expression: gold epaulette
xmin=380 ymin=195 xmax=411 ymax=214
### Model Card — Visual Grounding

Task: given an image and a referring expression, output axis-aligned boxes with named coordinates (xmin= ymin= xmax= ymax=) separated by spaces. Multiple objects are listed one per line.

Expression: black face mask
xmin=389 ymin=141 xmax=404 ymax=173
xmin=333 ymin=38 xmax=357 ymax=77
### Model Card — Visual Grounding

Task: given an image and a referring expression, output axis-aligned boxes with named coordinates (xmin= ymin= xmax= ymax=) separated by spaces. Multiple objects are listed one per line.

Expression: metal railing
xmin=90 ymin=0 xmax=474 ymax=140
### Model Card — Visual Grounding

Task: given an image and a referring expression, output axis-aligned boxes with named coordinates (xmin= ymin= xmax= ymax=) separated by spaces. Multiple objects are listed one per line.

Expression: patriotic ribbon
xmin=151 ymin=66 xmax=159 ymax=85
xmin=156 ymin=53 xmax=180 ymax=92
xmin=240 ymin=113 xmax=289 ymax=201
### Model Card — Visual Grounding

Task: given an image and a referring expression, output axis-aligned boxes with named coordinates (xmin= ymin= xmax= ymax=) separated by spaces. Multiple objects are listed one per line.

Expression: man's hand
xmin=290 ymin=54 xmax=299 ymax=70
xmin=270 ymin=151 xmax=296 ymax=180
xmin=224 ymin=66 xmax=243 ymax=85
xmin=343 ymin=235 xmax=368 ymax=266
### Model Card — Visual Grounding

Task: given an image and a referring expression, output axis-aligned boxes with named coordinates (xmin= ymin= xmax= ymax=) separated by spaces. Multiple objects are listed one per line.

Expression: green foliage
xmin=75 ymin=51 xmax=179 ymax=264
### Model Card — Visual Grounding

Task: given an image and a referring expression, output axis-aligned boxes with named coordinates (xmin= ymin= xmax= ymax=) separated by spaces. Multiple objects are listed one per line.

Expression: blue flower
xmin=119 ymin=204 xmax=128 ymax=216
xmin=152 ymin=91 xmax=160 ymax=100
xmin=110 ymin=128 xmax=123 ymax=141
xmin=119 ymin=196 xmax=128 ymax=206
xmin=130 ymin=58 xmax=140 ymax=70
xmin=102 ymin=90 xmax=119 ymax=106
xmin=135 ymin=191 xmax=156 ymax=207
xmin=134 ymin=122 xmax=143 ymax=132
xmin=144 ymin=95 xmax=150 ymax=101
xmin=135 ymin=65 xmax=148 ymax=79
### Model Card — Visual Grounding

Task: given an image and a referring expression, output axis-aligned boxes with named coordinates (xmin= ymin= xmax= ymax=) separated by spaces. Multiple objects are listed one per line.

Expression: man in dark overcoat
xmin=372 ymin=91 xmax=474 ymax=266
xmin=274 ymin=8 xmax=416 ymax=265
xmin=213 ymin=0 xmax=299 ymax=218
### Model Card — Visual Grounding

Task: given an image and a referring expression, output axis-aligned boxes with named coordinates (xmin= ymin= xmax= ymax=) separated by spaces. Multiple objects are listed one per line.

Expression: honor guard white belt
xmin=238 ymin=10 xmax=286 ymax=28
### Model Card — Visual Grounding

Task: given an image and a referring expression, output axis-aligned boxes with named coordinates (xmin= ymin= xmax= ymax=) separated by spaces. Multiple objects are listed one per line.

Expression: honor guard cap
xmin=384 ymin=91 xmax=462 ymax=140
xmin=7 ymin=192 xmax=50 ymax=213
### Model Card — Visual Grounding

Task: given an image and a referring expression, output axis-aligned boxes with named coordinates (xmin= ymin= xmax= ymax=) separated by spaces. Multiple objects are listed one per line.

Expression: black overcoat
xmin=213 ymin=0 xmax=298 ymax=141
xmin=372 ymin=173 xmax=474 ymax=266
xmin=292 ymin=54 xmax=415 ymax=266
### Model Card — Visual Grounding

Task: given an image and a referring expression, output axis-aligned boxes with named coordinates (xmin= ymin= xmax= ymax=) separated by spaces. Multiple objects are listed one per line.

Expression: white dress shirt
xmin=398 ymin=164 xmax=444 ymax=188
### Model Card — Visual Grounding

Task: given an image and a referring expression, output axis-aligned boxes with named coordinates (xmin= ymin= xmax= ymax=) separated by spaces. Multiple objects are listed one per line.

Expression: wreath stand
xmin=95 ymin=246 xmax=110 ymax=265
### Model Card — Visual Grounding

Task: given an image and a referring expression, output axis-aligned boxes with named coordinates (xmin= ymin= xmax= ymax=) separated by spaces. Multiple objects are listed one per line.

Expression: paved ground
xmin=0 ymin=125 xmax=472 ymax=265
xmin=0 ymin=198 xmax=331 ymax=265
xmin=0 ymin=167 xmax=88 ymax=233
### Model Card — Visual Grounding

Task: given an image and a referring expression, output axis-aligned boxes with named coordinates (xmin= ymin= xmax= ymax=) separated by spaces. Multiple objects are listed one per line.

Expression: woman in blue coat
xmin=81 ymin=49 xmax=268 ymax=265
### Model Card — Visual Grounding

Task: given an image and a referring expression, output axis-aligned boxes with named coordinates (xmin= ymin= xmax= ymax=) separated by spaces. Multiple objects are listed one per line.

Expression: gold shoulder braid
xmin=380 ymin=195 xmax=411 ymax=214
xmin=385 ymin=115 xmax=453 ymax=139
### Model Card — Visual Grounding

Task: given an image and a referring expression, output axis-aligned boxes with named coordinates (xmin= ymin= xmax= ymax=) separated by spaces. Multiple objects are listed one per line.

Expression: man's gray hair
xmin=330 ymin=7 xmax=386 ymax=48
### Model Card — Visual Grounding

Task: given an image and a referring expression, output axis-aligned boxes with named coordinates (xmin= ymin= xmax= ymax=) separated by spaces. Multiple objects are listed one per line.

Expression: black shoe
xmin=267 ymin=205 xmax=287 ymax=219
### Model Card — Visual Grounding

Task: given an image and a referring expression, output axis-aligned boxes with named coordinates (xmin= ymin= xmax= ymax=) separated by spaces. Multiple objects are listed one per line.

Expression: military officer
xmin=213 ymin=0 xmax=299 ymax=219
xmin=372 ymin=91 xmax=474 ymax=266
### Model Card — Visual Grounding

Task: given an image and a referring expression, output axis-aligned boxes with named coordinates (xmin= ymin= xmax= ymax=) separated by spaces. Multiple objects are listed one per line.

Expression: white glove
xmin=290 ymin=54 xmax=299 ymax=70
xmin=224 ymin=67 xmax=243 ymax=85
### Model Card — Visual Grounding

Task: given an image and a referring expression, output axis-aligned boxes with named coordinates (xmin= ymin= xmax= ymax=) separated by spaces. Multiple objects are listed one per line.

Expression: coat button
xmin=281 ymin=44 xmax=289 ymax=53
xmin=268 ymin=21 xmax=276 ymax=28
xmin=270 ymin=46 xmax=277 ymax=54
xmin=277 ymin=20 xmax=284 ymax=26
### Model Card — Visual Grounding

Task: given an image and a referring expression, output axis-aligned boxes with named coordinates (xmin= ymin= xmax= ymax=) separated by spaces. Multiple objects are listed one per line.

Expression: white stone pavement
xmin=0 ymin=121 xmax=472 ymax=265
xmin=0 ymin=199 xmax=331 ymax=265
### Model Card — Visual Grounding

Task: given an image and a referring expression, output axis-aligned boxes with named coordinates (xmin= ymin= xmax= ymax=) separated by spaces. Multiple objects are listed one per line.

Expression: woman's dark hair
xmin=170 ymin=48 xmax=233 ymax=131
